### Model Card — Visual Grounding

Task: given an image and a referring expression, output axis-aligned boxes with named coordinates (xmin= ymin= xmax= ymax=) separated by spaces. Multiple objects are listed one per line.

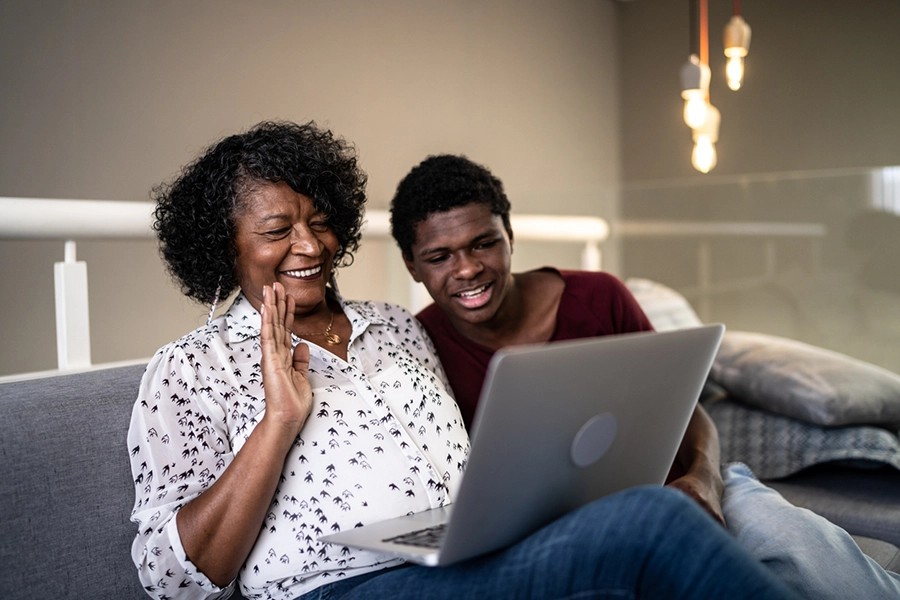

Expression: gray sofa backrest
xmin=0 ymin=364 xmax=149 ymax=599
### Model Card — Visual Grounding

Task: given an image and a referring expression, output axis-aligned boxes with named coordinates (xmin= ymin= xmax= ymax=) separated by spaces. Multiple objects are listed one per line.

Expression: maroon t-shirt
xmin=417 ymin=268 xmax=654 ymax=429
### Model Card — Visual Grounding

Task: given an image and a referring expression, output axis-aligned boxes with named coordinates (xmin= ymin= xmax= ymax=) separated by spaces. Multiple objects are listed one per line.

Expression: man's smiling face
xmin=403 ymin=203 xmax=513 ymax=329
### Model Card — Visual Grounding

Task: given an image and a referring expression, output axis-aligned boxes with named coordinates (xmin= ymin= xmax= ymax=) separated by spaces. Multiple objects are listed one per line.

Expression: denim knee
xmin=604 ymin=485 xmax=696 ymax=520
xmin=565 ymin=485 xmax=699 ymax=544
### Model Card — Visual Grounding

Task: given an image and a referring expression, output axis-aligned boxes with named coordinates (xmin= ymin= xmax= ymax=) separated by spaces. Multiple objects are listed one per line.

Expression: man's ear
xmin=402 ymin=254 xmax=422 ymax=283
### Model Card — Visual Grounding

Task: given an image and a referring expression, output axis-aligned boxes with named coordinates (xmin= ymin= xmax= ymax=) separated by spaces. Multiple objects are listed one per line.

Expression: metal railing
xmin=0 ymin=197 xmax=610 ymax=372
xmin=1 ymin=196 xmax=829 ymax=374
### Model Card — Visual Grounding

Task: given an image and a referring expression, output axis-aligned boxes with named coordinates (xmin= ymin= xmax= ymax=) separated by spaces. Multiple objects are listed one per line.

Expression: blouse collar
xmin=223 ymin=289 xmax=396 ymax=346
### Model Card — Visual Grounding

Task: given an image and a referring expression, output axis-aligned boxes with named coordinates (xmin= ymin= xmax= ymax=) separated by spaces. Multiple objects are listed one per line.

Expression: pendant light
xmin=723 ymin=1 xmax=752 ymax=91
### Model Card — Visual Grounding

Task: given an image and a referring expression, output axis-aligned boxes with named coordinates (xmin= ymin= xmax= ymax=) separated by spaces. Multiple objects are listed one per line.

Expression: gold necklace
xmin=300 ymin=308 xmax=342 ymax=345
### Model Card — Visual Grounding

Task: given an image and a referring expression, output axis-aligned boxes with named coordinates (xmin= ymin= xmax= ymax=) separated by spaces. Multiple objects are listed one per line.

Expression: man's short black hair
xmin=390 ymin=154 xmax=512 ymax=259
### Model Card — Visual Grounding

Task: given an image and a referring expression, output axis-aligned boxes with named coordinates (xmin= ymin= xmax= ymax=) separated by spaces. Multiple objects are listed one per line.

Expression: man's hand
xmin=666 ymin=404 xmax=726 ymax=526
xmin=667 ymin=469 xmax=725 ymax=526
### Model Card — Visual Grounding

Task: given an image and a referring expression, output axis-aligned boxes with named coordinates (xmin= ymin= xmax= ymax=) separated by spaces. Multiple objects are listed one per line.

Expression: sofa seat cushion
xmin=765 ymin=464 xmax=900 ymax=549
xmin=0 ymin=364 xmax=148 ymax=600
xmin=851 ymin=536 xmax=900 ymax=573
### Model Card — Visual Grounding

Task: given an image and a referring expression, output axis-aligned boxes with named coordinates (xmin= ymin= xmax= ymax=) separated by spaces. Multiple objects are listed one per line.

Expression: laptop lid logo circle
xmin=570 ymin=413 xmax=618 ymax=467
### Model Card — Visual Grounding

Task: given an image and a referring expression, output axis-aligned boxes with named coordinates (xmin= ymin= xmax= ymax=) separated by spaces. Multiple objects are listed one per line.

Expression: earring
xmin=329 ymin=271 xmax=340 ymax=295
xmin=206 ymin=281 xmax=222 ymax=326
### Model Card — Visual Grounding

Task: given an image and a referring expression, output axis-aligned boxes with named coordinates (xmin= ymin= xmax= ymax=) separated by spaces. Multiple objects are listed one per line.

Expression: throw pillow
xmin=710 ymin=331 xmax=900 ymax=427
xmin=706 ymin=397 xmax=900 ymax=479
xmin=624 ymin=278 xmax=703 ymax=332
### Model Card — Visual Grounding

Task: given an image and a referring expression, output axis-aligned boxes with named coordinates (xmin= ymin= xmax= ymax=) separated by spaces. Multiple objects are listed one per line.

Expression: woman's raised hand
xmin=260 ymin=282 xmax=313 ymax=436
xmin=173 ymin=282 xmax=313 ymax=585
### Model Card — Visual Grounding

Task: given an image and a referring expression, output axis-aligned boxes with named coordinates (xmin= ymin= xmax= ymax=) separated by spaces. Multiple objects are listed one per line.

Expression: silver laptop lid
xmin=436 ymin=324 xmax=725 ymax=564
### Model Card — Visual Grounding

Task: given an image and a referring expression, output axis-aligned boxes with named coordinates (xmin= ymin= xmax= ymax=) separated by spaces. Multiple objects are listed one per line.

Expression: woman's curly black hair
xmin=389 ymin=154 xmax=512 ymax=259
xmin=153 ymin=120 xmax=368 ymax=304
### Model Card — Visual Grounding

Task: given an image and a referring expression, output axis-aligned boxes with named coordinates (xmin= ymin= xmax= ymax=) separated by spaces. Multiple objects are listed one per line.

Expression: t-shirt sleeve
xmin=556 ymin=270 xmax=654 ymax=338
xmin=605 ymin=273 xmax=655 ymax=334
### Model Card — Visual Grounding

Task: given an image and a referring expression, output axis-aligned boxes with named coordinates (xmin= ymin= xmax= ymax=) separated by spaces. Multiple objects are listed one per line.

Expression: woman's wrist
xmin=255 ymin=413 xmax=305 ymax=452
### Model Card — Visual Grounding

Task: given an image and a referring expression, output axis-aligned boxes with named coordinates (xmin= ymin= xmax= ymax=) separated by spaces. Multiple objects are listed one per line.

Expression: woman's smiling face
xmin=233 ymin=180 xmax=339 ymax=315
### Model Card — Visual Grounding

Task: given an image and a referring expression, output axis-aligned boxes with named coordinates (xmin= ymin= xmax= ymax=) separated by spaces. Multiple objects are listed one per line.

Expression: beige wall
xmin=10 ymin=0 xmax=896 ymax=378
xmin=0 ymin=0 xmax=622 ymax=376
xmin=617 ymin=0 xmax=900 ymax=372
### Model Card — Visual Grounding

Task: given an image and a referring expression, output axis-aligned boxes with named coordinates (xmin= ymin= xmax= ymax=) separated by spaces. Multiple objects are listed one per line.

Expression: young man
xmin=389 ymin=154 xmax=724 ymax=522
xmin=389 ymin=154 xmax=900 ymax=600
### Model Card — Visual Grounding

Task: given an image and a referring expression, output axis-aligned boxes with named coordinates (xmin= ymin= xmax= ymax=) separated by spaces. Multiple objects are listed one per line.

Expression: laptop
xmin=319 ymin=323 xmax=725 ymax=566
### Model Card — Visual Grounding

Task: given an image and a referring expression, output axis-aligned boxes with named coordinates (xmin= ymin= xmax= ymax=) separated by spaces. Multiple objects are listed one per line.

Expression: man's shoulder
xmin=415 ymin=303 xmax=471 ymax=353
xmin=415 ymin=302 xmax=445 ymax=329
xmin=558 ymin=269 xmax=628 ymax=293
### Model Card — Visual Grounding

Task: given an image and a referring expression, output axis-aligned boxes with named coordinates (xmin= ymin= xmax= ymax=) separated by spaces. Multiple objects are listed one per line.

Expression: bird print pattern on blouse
xmin=128 ymin=293 xmax=470 ymax=600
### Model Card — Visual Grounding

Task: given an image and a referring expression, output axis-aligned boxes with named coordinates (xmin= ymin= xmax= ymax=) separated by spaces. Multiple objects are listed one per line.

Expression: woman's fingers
xmin=274 ymin=281 xmax=287 ymax=333
xmin=258 ymin=283 xmax=312 ymax=431
xmin=283 ymin=293 xmax=296 ymax=353
xmin=292 ymin=339 xmax=310 ymax=380
xmin=260 ymin=285 xmax=273 ymax=343
xmin=263 ymin=283 xmax=294 ymax=357
xmin=261 ymin=284 xmax=288 ymax=364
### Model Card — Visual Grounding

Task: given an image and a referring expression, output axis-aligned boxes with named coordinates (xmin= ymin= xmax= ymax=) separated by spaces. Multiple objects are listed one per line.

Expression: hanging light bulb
xmin=725 ymin=55 xmax=744 ymax=90
xmin=684 ymin=92 xmax=709 ymax=130
xmin=680 ymin=54 xmax=711 ymax=129
xmin=723 ymin=15 xmax=751 ymax=90
xmin=691 ymin=104 xmax=720 ymax=173
xmin=692 ymin=136 xmax=717 ymax=173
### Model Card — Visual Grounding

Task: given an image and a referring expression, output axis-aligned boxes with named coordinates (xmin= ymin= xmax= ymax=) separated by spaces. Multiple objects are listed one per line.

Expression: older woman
xmin=128 ymin=121 xmax=799 ymax=600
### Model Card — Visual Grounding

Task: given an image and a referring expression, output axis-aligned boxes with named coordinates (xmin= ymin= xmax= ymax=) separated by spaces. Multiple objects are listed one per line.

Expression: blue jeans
xmin=722 ymin=462 xmax=900 ymax=600
xmin=299 ymin=485 xmax=799 ymax=600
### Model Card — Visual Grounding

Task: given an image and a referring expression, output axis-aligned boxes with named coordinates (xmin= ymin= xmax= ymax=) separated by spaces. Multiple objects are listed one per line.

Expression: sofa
xmin=2 ymin=295 xmax=899 ymax=598
xmin=626 ymin=277 xmax=900 ymax=567
xmin=0 ymin=364 xmax=243 ymax=600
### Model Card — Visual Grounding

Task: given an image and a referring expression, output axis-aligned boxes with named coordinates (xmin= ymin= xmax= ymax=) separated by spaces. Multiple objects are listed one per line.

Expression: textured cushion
xmin=0 ymin=364 xmax=148 ymax=600
xmin=710 ymin=331 xmax=900 ymax=427
xmin=707 ymin=398 xmax=900 ymax=480
xmin=624 ymin=277 xmax=703 ymax=332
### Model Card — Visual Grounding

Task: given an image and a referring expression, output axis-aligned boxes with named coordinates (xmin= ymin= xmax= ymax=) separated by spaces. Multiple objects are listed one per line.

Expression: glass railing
xmin=620 ymin=166 xmax=900 ymax=374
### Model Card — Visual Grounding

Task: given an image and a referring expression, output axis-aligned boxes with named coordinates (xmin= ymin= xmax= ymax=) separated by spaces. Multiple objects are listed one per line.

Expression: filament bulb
xmin=692 ymin=136 xmax=717 ymax=173
xmin=683 ymin=93 xmax=709 ymax=129
xmin=726 ymin=55 xmax=744 ymax=90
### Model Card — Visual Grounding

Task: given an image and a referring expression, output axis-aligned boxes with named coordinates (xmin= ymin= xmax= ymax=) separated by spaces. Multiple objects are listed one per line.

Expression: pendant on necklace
xmin=324 ymin=332 xmax=342 ymax=345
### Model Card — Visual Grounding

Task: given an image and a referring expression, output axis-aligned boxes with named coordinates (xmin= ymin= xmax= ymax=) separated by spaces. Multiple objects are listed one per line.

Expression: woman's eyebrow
xmin=254 ymin=214 xmax=291 ymax=225
xmin=254 ymin=210 xmax=326 ymax=226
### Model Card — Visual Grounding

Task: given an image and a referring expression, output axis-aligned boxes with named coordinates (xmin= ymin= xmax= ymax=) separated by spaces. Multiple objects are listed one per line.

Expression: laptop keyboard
xmin=383 ymin=523 xmax=447 ymax=549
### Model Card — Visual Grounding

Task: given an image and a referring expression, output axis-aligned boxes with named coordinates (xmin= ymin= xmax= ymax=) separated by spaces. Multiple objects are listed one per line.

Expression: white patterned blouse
xmin=128 ymin=292 xmax=470 ymax=600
